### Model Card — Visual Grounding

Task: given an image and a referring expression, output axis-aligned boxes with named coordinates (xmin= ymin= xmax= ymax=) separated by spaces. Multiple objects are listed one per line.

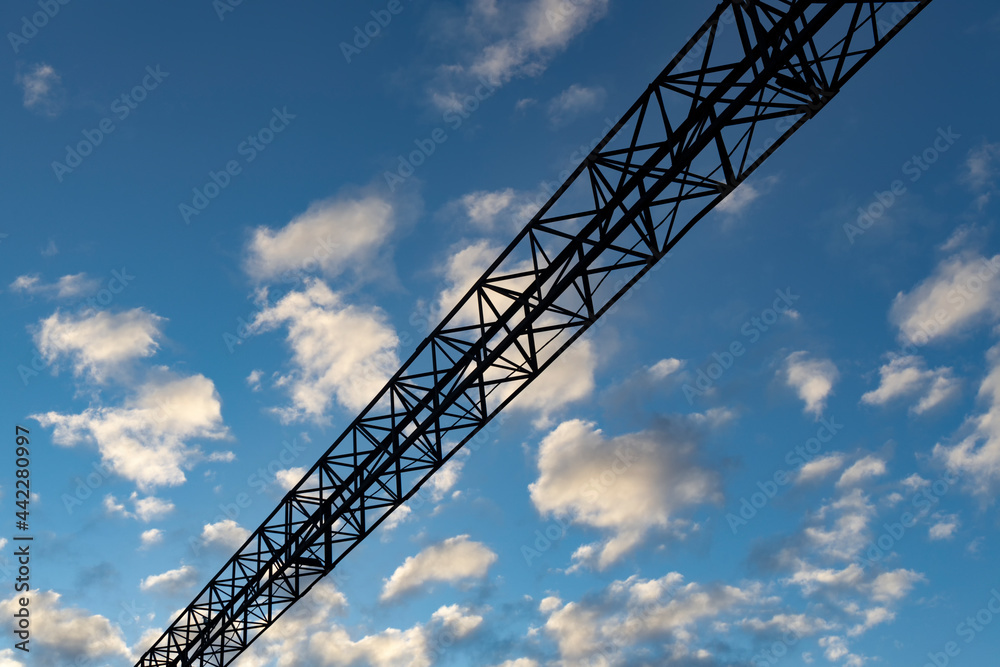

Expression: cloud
xmin=796 ymin=454 xmax=846 ymax=485
xmin=928 ymin=512 xmax=960 ymax=540
xmin=836 ymin=456 xmax=888 ymax=488
xmin=802 ymin=489 xmax=876 ymax=562
xmin=33 ymin=373 xmax=230 ymax=491
xmin=17 ymin=63 xmax=63 ymax=116
xmin=380 ymin=535 xmax=497 ymax=601
xmin=648 ymin=358 xmax=684 ymax=380
xmin=716 ymin=175 xmax=780 ymax=217
xmin=547 ymin=83 xmax=605 ymax=125
xmin=430 ymin=604 xmax=483 ymax=639
xmin=275 ymin=466 xmax=307 ymax=490
xmin=963 ymin=141 xmax=1000 ymax=208
xmin=528 ymin=419 xmax=722 ymax=570
xmin=540 ymin=573 xmax=762 ymax=663
xmin=508 ymin=338 xmax=596 ymax=428
xmin=201 ymin=519 xmax=250 ymax=550
xmin=934 ymin=344 xmax=1000 ymax=494
xmin=105 ymin=492 xmax=175 ymax=522
xmin=869 ymin=569 xmax=925 ymax=603
xmin=32 ymin=308 xmax=164 ymax=382
xmin=890 ymin=251 xmax=1000 ymax=345
xmin=431 ymin=0 xmax=609 ymax=109
xmin=139 ymin=528 xmax=163 ymax=548
xmin=10 ymin=273 xmax=100 ymax=299
xmin=245 ymin=195 xmax=395 ymax=283
xmin=0 ymin=591 xmax=129 ymax=666
xmin=140 ymin=565 xmax=199 ymax=594
xmin=457 ymin=188 xmax=518 ymax=229
xmin=783 ymin=351 xmax=839 ymax=417
xmin=248 ymin=279 xmax=400 ymax=422
xmin=861 ymin=355 xmax=959 ymax=415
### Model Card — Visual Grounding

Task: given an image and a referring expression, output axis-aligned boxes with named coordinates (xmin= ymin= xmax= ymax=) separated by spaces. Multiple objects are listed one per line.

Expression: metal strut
xmin=136 ymin=1 xmax=932 ymax=664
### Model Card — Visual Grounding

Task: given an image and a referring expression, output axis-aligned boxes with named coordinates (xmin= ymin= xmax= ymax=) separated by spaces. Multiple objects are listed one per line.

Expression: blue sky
xmin=2 ymin=0 xmax=1000 ymax=665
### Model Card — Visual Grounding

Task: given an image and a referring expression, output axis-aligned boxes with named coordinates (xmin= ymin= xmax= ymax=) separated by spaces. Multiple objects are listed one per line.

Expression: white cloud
xmin=139 ymin=528 xmax=163 ymax=548
xmin=430 ymin=604 xmax=483 ymax=639
xmin=105 ymin=493 xmax=175 ymax=522
xmin=380 ymin=535 xmax=497 ymax=601
xmin=457 ymin=188 xmax=518 ymax=229
xmin=529 ymin=419 xmax=721 ymax=570
xmin=648 ymin=358 xmax=684 ymax=380
xmin=836 ymin=456 xmax=888 ymax=488
xmin=431 ymin=0 xmax=609 ymax=109
xmin=890 ymin=252 xmax=1000 ymax=345
xmin=201 ymin=519 xmax=250 ymax=550
xmin=783 ymin=351 xmax=839 ymax=417
xmin=33 ymin=373 xmax=230 ymax=491
xmin=17 ymin=63 xmax=62 ymax=116
xmin=10 ymin=273 xmax=100 ymax=299
xmin=861 ymin=354 xmax=959 ymax=414
xmin=716 ymin=176 xmax=780 ymax=217
xmin=508 ymin=338 xmax=596 ymax=428
xmin=249 ymin=279 xmax=400 ymax=422
xmin=0 ymin=591 xmax=130 ymax=665
xmin=140 ymin=565 xmax=199 ymax=594
xmin=246 ymin=369 xmax=264 ymax=391
xmin=803 ymin=489 xmax=876 ymax=561
xmin=869 ymin=569 xmax=925 ymax=603
xmin=275 ymin=466 xmax=307 ymax=490
xmin=796 ymin=453 xmax=846 ymax=484
xmin=929 ymin=512 xmax=960 ymax=540
xmin=963 ymin=141 xmax=1000 ymax=208
xmin=490 ymin=660 xmax=538 ymax=667
xmin=33 ymin=308 xmax=164 ymax=382
xmin=934 ymin=344 xmax=1000 ymax=494
xmin=245 ymin=195 xmax=395 ymax=283
xmin=540 ymin=573 xmax=761 ymax=663
xmin=847 ymin=606 xmax=895 ymax=636
xmin=547 ymin=83 xmax=605 ymax=125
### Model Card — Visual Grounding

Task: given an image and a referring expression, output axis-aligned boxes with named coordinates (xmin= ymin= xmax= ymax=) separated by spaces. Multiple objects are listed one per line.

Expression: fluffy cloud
xmin=783 ymin=351 xmax=839 ymax=417
xmin=431 ymin=0 xmax=608 ymax=110
xmin=796 ymin=453 xmax=846 ymax=484
xmin=33 ymin=308 xmax=164 ymax=382
xmin=540 ymin=573 xmax=762 ymax=663
xmin=380 ymin=535 xmax=497 ymax=601
xmin=139 ymin=528 xmax=163 ymax=548
xmin=934 ymin=344 xmax=1000 ymax=494
xmin=508 ymin=339 xmax=596 ymax=427
xmin=963 ymin=141 xmax=1000 ymax=208
xmin=33 ymin=373 xmax=230 ymax=491
xmin=547 ymin=83 xmax=605 ymax=125
xmin=0 ymin=591 xmax=129 ymax=666
xmin=529 ymin=420 xmax=722 ymax=570
xmin=245 ymin=196 xmax=395 ymax=283
xmin=430 ymin=604 xmax=484 ymax=639
xmin=803 ymin=489 xmax=876 ymax=562
xmin=139 ymin=565 xmax=199 ymax=594
xmin=457 ymin=188 xmax=518 ymax=229
xmin=861 ymin=354 xmax=959 ymax=414
xmin=201 ymin=519 xmax=250 ymax=550
xmin=17 ymin=63 xmax=62 ymax=116
xmin=836 ymin=456 xmax=888 ymax=488
xmin=10 ymin=273 xmax=100 ymax=299
xmin=249 ymin=279 xmax=400 ymax=422
xmin=890 ymin=251 xmax=1000 ymax=345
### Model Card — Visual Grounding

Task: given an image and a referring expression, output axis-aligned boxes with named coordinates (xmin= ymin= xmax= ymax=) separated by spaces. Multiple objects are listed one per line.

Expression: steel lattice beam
xmin=136 ymin=1 xmax=932 ymax=664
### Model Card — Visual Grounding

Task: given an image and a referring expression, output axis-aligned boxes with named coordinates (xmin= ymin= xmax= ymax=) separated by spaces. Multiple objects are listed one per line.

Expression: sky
xmin=2 ymin=0 xmax=1000 ymax=665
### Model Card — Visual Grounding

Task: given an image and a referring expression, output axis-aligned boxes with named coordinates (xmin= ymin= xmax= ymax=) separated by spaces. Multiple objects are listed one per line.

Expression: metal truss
xmin=136 ymin=1 xmax=931 ymax=664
